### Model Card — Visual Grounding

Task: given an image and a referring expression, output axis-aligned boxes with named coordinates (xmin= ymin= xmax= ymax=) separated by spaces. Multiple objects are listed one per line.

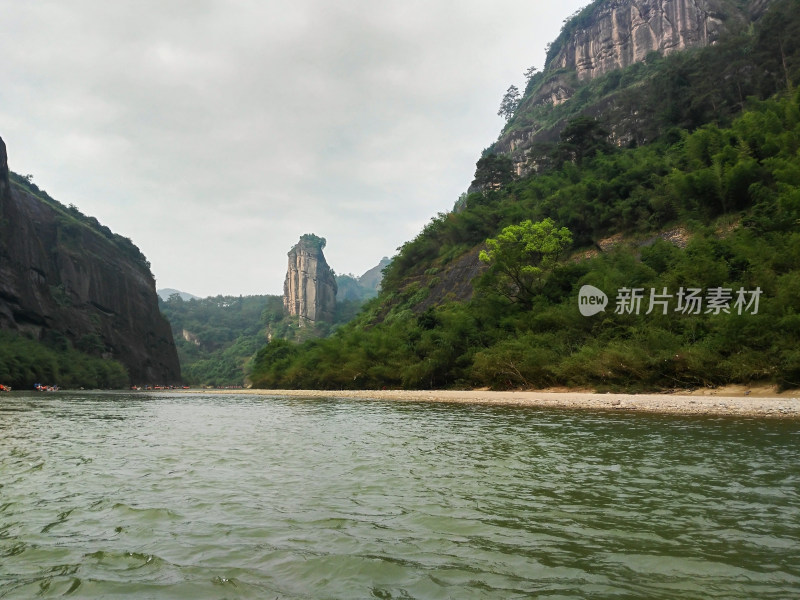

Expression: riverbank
xmin=180 ymin=385 xmax=800 ymax=418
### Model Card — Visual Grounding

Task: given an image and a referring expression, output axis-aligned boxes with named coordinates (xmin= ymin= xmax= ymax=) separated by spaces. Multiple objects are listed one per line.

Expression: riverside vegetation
xmin=249 ymin=1 xmax=800 ymax=392
xmin=0 ymin=330 xmax=129 ymax=389
xmin=158 ymin=273 xmax=379 ymax=388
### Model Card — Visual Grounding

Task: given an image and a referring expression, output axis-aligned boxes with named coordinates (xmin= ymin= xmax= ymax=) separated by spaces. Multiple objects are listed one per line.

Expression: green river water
xmin=0 ymin=391 xmax=798 ymax=599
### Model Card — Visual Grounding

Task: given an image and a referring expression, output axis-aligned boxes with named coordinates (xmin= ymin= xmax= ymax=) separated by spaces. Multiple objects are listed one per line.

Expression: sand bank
xmin=184 ymin=386 xmax=800 ymax=418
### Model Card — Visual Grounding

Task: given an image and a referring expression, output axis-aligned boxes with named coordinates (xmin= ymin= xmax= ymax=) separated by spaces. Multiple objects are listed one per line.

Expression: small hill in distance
xmin=158 ymin=288 xmax=201 ymax=302
xmin=337 ymin=257 xmax=391 ymax=302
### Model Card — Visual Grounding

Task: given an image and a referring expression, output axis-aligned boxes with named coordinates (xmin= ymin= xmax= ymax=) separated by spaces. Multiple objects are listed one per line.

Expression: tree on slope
xmin=498 ymin=85 xmax=521 ymax=122
xmin=479 ymin=218 xmax=573 ymax=307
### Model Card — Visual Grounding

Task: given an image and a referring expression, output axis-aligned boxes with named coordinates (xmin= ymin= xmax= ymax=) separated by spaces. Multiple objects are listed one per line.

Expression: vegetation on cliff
xmin=249 ymin=85 xmax=800 ymax=391
xmin=297 ymin=233 xmax=327 ymax=251
xmin=8 ymin=172 xmax=153 ymax=275
xmin=504 ymin=0 xmax=799 ymax=157
xmin=159 ymin=289 xmax=379 ymax=387
xmin=0 ymin=330 xmax=129 ymax=389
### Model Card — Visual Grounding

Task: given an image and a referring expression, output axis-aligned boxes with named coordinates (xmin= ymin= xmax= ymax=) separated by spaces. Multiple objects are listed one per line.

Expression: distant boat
xmin=0 ymin=384 xmax=10 ymax=392
xmin=34 ymin=383 xmax=59 ymax=392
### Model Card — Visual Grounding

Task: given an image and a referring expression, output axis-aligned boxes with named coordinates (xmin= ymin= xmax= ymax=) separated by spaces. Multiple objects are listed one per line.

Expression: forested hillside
xmin=249 ymin=0 xmax=800 ymax=392
xmin=160 ymin=288 xmax=381 ymax=386
xmin=159 ymin=294 xmax=280 ymax=387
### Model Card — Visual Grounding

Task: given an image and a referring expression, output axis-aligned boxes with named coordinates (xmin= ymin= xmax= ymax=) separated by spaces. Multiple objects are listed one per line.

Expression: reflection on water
xmin=0 ymin=391 xmax=798 ymax=599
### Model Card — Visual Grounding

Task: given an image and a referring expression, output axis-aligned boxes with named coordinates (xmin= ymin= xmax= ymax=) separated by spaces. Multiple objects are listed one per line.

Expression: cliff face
xmin=492 ymin=0 xmax=777 ymax=174
xmin=0 ymin=136 xmax=181 ymax=384
xmin=0 ymin=138 xmax=9 ymax=201
xmin=548 ymin=0 xmax=738 ymax=81
xmin=548 ymin=0 xmax=776 ymax=82
xmin=283 ymin=236 xmax=337 ymax=325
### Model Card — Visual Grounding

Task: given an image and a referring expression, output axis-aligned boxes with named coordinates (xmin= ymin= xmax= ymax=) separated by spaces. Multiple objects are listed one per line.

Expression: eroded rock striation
xmin=0 ymin=136 xmax=181 ymax=384
xmin=283 ymin=235 xmax=337 ymax=325
xmin=548 ymin=0 xmax=738 ymax=81
xmin=492 ymin=0 xmax=777 ymax=174
xmin=550 ymin=0 xmax=776 ymax=82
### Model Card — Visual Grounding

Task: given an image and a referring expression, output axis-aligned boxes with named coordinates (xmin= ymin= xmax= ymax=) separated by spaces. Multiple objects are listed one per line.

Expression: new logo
xmin=578 ymin=285 xmax=608 ymax=316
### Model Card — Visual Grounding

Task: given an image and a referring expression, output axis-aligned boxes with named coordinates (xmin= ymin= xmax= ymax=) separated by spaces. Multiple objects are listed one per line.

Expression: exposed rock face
xmin=491 ymin=0 xmax=777 ymax=174
xmin=549 ymin=0 xmax=772 ymax=81
xmin=182 ymin=329 xmax=201 ymax=346
xmin=283 ymin=236 xmax=337 ymax=325
xmin=358 ymin=257 xmax=391 ymax=292
xmin=413 ymin=247 xmax=486 ymax=313
xmin=0 ymin=138 xmax=9 ymax=200
xmin=0 ymin=136 xmax=181 ymax=384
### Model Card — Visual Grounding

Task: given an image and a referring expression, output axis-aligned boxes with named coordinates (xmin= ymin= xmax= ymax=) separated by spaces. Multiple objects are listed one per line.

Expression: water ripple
xmin=0 ymin=392 xmax=798 ymax=599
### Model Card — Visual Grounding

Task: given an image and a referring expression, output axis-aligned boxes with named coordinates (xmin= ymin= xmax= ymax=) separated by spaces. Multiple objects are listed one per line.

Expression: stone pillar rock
xmin=283 ymin=235 xmax=337 ymax=325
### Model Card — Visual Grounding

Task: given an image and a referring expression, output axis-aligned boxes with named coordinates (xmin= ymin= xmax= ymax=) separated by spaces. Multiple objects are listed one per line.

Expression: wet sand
xmin=185 ymin=386 xmax=800 ymax=418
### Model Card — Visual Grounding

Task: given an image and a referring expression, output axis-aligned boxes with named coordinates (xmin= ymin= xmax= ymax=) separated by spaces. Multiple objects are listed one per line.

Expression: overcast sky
xmin=1 ymin=0 xmax=587 ymax=297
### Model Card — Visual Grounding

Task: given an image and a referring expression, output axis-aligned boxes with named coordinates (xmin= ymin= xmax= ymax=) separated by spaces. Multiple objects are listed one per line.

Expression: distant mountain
xmin=158 ymin=288 xmax=200 ymax=301
xmin=158 ymin=293 xmax=281 ymax=387
xmin=358 ymin=257 xmax=391 ymax=291
xmin=336 ymin=257 xmax=391 ymax=302
xmin=156 ymin=253 xmax=389 ymax=387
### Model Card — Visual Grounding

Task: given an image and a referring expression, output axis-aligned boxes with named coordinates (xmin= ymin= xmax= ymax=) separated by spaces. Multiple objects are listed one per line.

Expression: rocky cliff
xmin=283 ymin=235 xmax=337 ymax=325
xmin=548 ymin=0 xmax=774 ymax=81
xmin=0 ymin=138 xmax=9 ymax=201
xmin=492 ymin=0 xmax=779 ymax=174
xmin=0 ymin=136 xmax=181 ymax=384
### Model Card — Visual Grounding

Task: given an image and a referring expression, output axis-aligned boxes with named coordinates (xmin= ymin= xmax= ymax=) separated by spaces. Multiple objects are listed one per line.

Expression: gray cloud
xmin=0 ymin=0 xmax=587 ymax=296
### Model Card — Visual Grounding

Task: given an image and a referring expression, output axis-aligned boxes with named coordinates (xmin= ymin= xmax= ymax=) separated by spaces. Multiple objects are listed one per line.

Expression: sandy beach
xmin=184 ymin=385 xmax=800 ymax=418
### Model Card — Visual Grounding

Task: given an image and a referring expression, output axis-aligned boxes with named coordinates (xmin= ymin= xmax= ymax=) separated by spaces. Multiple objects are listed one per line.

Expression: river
xmin=1 ymin=391 xmax=798 ymax=599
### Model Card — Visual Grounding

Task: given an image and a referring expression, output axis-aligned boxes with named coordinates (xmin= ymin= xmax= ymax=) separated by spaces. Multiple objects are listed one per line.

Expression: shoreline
xmin=177 ymin=386 xmax=800 ymax=419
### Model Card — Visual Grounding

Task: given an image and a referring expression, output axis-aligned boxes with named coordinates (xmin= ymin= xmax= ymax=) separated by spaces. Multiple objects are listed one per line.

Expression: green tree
xmin=299 ymin=233 xmax=326 ymax=250
xmin=554 ymin=115 xmax=613 ymax=166
xmin=479 ymin=218 xmax=573 ymax=307
xmin=472 ymin=154 xmax=515 ymax=191
xmin=498 ymin=85 xmax=521 ymax=122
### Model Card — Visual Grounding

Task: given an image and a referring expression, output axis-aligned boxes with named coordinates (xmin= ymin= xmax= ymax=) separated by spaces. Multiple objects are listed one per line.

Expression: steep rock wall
xmin=283 ymin=238 xmax=337 ymax=325
xmin=548 ymin=0 xmax=773 ymax=81
xmin=0 ymin=137 xmax=9 ymax=200
xmin=492 ymin=0 xmax=777 ymax=174
xmin=0 ymin=136 xmax=181 ymax=384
